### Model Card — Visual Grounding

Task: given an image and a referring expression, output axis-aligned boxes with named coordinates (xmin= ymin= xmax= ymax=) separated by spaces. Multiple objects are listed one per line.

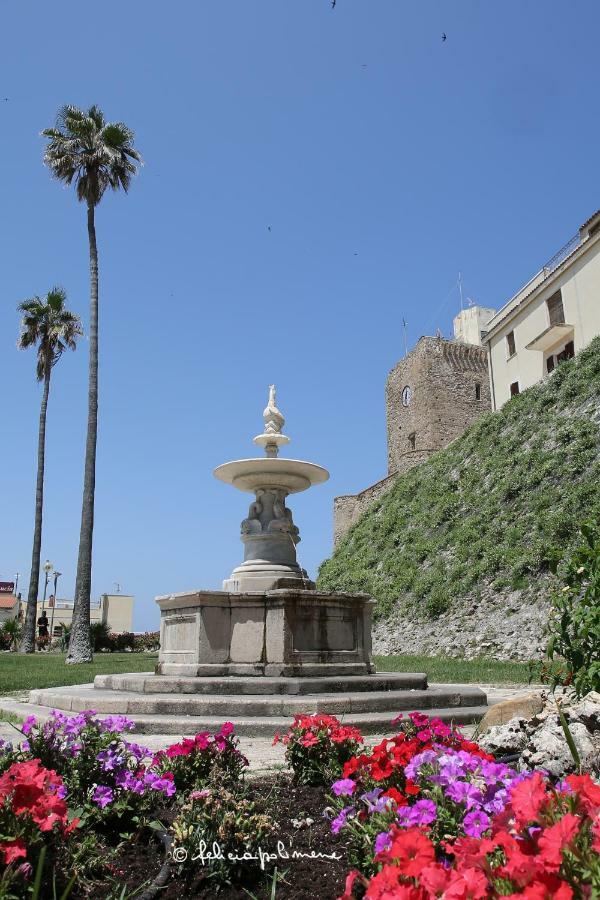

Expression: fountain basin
xmin=214 ymin=458 xmax=329 ymax=494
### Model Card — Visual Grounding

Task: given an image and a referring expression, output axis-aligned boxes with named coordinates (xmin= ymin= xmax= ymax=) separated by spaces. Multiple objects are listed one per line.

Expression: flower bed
xmin=0 ymin=709 xmax=598 ymax=898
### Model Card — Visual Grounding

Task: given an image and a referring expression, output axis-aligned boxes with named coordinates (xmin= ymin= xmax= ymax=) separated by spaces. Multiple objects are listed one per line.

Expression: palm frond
xmin=42 ymin=104 xmax=141 ymax=206
xmin=16 ymin=288 xmax=82 ymax=380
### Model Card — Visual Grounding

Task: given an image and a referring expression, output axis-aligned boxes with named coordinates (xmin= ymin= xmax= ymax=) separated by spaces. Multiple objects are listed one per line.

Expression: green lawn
xmin=0 ymin=651 xmax=537 ymax=696
xmin=375 ymin=654 xmax=540 ymax=685
xmin=0 ymin=652 xmax=158 ymax=695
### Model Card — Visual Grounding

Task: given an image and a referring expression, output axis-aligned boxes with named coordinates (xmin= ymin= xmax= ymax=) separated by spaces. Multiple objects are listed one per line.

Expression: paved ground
xmin=0 ymin=682 xmax=542 ymax=775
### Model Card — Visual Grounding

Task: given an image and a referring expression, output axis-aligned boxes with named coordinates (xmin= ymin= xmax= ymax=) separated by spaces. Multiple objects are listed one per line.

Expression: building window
xmin=475 ymin=382 xmax=482 ymax=401
xmin=510 ymin=381 xmax=520 ymax=397
xmin=547 ymin=290 xmax=565 ymax=326
xmin=564 ymin=340 xmax=574 ymax=359
xmin=506 ymin=330 xmax=516 ymax=357
xmin=546 ymin=355 xmax=555 ymax=374
xmin=408 ymin=432 xmax=416 ymax=450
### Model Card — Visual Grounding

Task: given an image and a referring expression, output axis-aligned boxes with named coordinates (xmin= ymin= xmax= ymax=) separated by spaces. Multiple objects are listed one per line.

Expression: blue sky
xmin=1 ymin=1 xmax=598 ymax=631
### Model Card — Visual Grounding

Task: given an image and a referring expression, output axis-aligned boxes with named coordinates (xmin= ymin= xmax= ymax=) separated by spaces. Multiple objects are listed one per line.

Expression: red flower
xmin=564 ymin=774 xmax=600 ymax=815
xmin=379 ymin=827 xmax=436 ymax=876
xmin=420 ymin=862 xmax=451 ymax=895
xmin=444 ymin=867 xmax=489 ymax=900
xmin=509 ymin=772 xmax=548 ymax=826
xmin=537 ymin=813 xmax=580 ymax=870
xmin=0 ymin=839 xmax=27 ymax=865
xmin=382 ymin=787 xmax=406 ymax=807
xmin=365 ymin=864 xmax=426 ymax=899
xmin=300 ymin=732 xmax=319 ymax=748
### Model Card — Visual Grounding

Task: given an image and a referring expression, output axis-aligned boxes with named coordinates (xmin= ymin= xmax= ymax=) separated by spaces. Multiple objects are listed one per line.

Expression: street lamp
xmin=49 ymin=570 xmax=61 ymax=641
xmin=41 ymin=560 xmax=53 ymax=613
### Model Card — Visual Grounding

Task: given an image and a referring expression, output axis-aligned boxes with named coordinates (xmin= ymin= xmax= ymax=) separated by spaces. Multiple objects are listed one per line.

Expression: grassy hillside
xmin=318 ymin=337 xmax=600 ymax=622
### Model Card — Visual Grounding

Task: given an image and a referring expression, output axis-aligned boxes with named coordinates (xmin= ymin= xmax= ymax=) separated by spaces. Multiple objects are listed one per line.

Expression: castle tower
xmin=386 ymin=336 xmax=490 ymax=476
xmin=333 ymin=319 xmax=494 ymax=545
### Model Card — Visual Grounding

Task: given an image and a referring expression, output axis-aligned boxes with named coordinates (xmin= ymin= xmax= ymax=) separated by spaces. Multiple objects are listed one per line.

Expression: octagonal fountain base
xmin=155 ymin=588 xmax=375 ymax=677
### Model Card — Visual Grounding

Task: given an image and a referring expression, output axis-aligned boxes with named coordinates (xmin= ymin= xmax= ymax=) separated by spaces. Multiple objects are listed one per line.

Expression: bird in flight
xmin=267 ymin=226 xmax=271 ymax=232
xmin=442 ymin=33 xmax=447 ymax=42
xmin=1 ymin=97 xmax=8 ymax=102
xmin=331 ymin=0 xmax=336 ymax=8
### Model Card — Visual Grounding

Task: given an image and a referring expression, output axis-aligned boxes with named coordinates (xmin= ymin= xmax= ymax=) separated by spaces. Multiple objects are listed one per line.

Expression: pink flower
xmin=219 ymin=722 xmax=234 ymax=737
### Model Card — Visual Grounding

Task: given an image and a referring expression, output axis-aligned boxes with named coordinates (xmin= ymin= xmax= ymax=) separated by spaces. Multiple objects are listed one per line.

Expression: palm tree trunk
xmin=67 ymin=201 xmax=98 ymax=663
xmin=20 ymin=357 xmax=52 ymax=653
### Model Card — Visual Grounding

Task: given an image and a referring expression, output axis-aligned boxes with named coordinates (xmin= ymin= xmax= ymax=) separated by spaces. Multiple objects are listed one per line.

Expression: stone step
xmin=94 ymin=671 xmax=429 ymax=695
xmin=27 ymin=683 xmax=485 ymax=718
xmin=0 ymin=696 xmax=488 ymax=737
xmin=118 ymin=706 xmax=489 ymax=736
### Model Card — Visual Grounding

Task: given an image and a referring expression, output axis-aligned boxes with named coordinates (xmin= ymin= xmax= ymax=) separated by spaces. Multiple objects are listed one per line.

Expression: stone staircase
xmin=14 ymin=671 xmax=489 ymax=737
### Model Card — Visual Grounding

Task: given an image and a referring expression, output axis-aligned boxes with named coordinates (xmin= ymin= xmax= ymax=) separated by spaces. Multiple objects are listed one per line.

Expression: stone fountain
xmin=156 ymin=386 xmax=374 ymax=677
xmin=13 ymin=388 xmax=489 ymax=736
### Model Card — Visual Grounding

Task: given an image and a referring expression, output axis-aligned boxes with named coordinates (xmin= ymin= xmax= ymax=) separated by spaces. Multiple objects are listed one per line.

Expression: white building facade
xmin=484 ymin=210 xmax=600 ymax=410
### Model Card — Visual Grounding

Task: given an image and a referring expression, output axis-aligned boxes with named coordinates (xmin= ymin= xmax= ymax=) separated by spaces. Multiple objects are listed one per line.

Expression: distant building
xmin=484 ymin=210 xmax=600 ymax=409
xmin=38 ymin=593 xmax=134 ymax=637
xmin=0 ymin=596 xmax=18 ymax=624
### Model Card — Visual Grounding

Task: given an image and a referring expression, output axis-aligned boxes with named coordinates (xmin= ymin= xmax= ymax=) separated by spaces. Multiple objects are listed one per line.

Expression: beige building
xmin=484 ymin=210 xmax=600 ymax=410
xmin=38 ymin=594 xmax=134 ymax=637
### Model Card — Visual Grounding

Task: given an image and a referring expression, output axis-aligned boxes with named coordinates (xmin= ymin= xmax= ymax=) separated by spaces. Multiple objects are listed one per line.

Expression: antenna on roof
xmin=402 ymin=317 xmax=408 ymax=357
xmin=458 ymin=272 xmax=464 ymax=311
xmin=113 ymin=582 xmax=121 ymax=594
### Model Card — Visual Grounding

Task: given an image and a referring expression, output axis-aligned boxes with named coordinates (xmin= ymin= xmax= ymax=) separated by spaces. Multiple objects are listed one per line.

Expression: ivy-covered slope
xmin=318 ymin=337 xmax=600 ymax=636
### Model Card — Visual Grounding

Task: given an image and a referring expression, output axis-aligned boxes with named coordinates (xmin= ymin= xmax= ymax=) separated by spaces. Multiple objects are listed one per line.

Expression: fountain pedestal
xmin=155 ymin=588 xmax=374 ymax=677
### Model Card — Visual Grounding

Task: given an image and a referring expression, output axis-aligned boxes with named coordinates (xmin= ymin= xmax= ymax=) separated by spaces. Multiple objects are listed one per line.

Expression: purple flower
xmin=404 ymin=750 xmax=438 ymax=781
xmin=331 ymin=806 xmax=355 ymax=834
xmin=374 ymin=831 xmax=392 ymax=854
xmin=360 ymin=788 xmax=392 ymax=814
xmin=56 ymin=784 xmax=68 ymax=800
xmin=96 ymin=748 xmax=125 ymax=771
xmin=396 ymin=799 xmax=437 ymax=828
xmin=411 ymin=799 xmax=437 ymax=825
xmin=98 ymin=715 xmax=135 ymax=733
xmin=92 ymin=785 xmax=114 ymax=809
xmin=463 ymin=810 xmax=490 ymax=838
xmin=332 ymin=778 xmax=356 ymax=797
xmin=22 ymin=715 xmax=37 ymax=735
xmin=21 ymin=741 xmax=30 ymax=752
xmin=445 ymin=780 xmax=483 ymax=810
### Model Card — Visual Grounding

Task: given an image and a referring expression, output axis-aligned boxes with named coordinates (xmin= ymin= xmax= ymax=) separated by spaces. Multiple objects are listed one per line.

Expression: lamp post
xmin=41 ymin=560 xmax=53 ymax=613
xmin=49 ymin=571 xmax=61 ymax=642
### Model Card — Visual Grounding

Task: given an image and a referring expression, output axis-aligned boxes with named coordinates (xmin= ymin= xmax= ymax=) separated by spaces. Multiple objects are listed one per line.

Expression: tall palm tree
xmin=18 ymin=288 xmax=82 ymax=654
xmin=43 ymin=105 xmax=142 ymax=664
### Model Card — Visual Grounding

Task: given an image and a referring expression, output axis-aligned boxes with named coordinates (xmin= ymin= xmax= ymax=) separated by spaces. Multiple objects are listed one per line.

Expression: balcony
xmin=525 ymin=323 xmax=574 ymax=352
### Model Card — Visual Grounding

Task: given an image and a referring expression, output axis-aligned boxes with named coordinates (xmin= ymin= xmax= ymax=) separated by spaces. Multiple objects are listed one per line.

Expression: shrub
xmin=152 ymin=724 xmax=248 ymax=793
xmin=274 ymin=714 xmax=363 ymax=786
xmin=20 ymin=711 xmax=175 ymax=830
xmin=327 ymin=713 xmax=496 ymax=873
xmin=344 ymin=772 xmax=600 ymax=897
xmin=169 ymin=786 xmax=275 ymax=886
xmin=546 ymin=522 xmax=600 ymax=697
xmin=132 ymin=631 xmax=160 ymax=652
xmin=89 ymin=621 xmax=111 ymax=651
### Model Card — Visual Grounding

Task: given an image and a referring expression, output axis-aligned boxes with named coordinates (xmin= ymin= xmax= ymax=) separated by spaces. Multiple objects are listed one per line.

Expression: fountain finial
xmin=253 ymin=385 xmax=291 ymax=457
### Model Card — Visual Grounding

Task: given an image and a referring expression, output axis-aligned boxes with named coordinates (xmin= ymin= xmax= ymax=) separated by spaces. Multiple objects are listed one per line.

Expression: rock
xmin=522 ymin=718 xmax=595 ymax=777
xmin=478 ymin=717 xmax=528 ymax=756
xmin=479 ymin=692 xmax=544 ymax=732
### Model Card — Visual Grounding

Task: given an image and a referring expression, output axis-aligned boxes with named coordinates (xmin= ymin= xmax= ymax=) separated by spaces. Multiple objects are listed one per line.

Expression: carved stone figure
xmin=241 ymin=489 xmax=264 ymax=535
xmin=268 ymin=489 xmax=301 ymax=543
xmin=263 ymin=385 xmax=285 ymax=435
